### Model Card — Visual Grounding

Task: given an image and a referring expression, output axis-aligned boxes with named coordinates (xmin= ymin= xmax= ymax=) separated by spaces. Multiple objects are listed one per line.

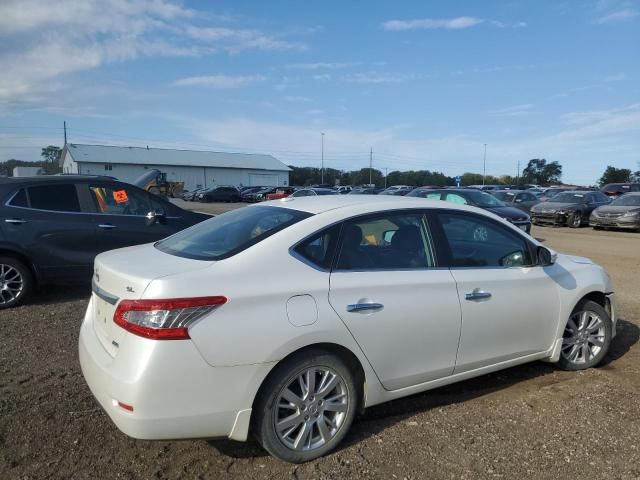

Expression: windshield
xmin=155 ymin=206 xmax=311 ymax=260
xmin=552 ymin=193 xmax=587 ymax=203
xmin=611 ymin=195 xmax=640 ymax=207
xmin=464 ymin=190 xmax=505 ymax=208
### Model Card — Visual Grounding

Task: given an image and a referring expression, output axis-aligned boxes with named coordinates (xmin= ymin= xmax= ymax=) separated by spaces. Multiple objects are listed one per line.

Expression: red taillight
xmin=114 ymin=296 xmax=227 ymax=340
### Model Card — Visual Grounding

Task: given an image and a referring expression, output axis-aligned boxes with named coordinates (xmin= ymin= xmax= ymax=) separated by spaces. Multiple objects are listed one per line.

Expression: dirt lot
xmin=1 ymin=212 xmax=639 ymax=479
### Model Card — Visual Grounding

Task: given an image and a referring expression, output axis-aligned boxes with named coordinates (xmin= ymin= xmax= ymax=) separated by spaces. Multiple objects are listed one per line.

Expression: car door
xmin=2 ymin=183 xmax=97 ymax=281
xmin=433 ymin=210 xmax=560 ymax=373
xmin=328 ymin=210 xmax=462 ymax=390
xmin=83 ymin=182 xmax=182 ymax=252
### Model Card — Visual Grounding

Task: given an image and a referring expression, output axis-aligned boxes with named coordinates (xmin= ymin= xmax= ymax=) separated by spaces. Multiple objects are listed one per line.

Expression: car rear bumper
xmin=79 ymin=303 xmax=275 ymax=441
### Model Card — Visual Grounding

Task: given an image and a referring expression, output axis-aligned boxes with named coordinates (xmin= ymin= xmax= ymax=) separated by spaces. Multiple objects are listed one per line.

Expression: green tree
xmin=598 ymin=166 xmax=632 ymax=186
xmin=521 ymin=159 xmax=562 ymax=185
xmin=41 ymin=145 xmax=62 ymax=164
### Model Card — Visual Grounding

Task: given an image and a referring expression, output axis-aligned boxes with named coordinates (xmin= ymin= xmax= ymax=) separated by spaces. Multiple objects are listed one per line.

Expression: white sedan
xmin=79 ymin=195 xmax=616 ymax=463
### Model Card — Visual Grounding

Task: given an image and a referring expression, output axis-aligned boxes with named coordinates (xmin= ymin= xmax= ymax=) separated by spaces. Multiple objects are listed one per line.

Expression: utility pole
xmin=369 ymin=147 xmax=373 ymax=185
xmin=63 ymin=121 xmax=67 ymax=145
xmin=384 ymin=167 xmax=388 ymax=188
xmin=321 ymin=132 xmax=325 ymax=184
xmin=482 ymin=143 xmax=487 ymax=186
xmin=517 ymin=160 xmax=520 ymax=184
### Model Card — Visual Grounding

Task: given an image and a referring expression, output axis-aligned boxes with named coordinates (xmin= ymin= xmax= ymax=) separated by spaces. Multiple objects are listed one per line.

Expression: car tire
xmin=0 ymin=256 xmax=33 ymax=309
xmin=568 ymin=212 xmax=583 ymax=228
xmin=253 ymin=349 xmax=359 ymax=463
xmin=557 ymin=299 xmax=612 ymax=371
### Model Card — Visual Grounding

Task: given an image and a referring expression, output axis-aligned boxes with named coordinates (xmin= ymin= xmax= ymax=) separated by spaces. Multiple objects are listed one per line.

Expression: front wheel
xmin=558 ymin=300 xmax=612 ymax=370
xmin=568 ymin=212 xmax=583 ymax=228
xmin=253 ymin=350 xmax=359 ymax=463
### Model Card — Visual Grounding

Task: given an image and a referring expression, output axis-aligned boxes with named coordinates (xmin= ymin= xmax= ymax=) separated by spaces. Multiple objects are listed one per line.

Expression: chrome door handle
xmin=5 ymin=218 xmax=27 ymax=224
xmin=465 ymin=289 xmax=492 ymax=301
xmin=98 ymin=224 xmax=117 ymax=229
xmin=347 ymin=302 xmax=384 ymax=313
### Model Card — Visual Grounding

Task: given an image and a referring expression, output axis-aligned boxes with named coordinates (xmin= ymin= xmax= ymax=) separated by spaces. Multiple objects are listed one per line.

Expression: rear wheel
xmin=0 ymin=256 xmax=33 ymax=309
xmin=557 ymin=300 xmax=611 ymax=370
xmin=253 ymin=350 xmax=358 ymax=463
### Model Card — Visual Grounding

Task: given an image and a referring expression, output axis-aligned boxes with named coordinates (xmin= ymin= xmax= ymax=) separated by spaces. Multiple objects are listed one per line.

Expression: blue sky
xmin=0 ymin=0 xmax=638 ymax=184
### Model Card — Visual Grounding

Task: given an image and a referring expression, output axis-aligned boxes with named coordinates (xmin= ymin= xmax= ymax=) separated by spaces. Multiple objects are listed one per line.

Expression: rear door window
xmin=8 ymin=188 xmax=28 ymax=207
xmin=27 ymin=184 xmax=81 ymax=212
xmin=335 ymin=213 xmax=436 ymax=270
xmin=90 ymin=184 xmax=161 ymax=216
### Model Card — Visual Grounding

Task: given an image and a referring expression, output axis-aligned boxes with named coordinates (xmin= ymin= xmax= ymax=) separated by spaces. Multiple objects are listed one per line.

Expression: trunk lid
xmin=91 ymin=243 xmax=214 ymax=357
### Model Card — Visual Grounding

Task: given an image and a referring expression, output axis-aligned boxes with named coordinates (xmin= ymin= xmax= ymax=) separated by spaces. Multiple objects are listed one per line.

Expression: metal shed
xmin=60 ymin=144 xmax=291 ymax=191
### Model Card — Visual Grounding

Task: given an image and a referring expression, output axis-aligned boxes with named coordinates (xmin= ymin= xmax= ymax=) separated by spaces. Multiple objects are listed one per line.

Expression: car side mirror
xmin=537 ymin=246 xmax=556 ymax=266
xmin=145 ymin=208 xmax=166 ymax=226
xmin=515 ymin=198 xmax=523 ymax=203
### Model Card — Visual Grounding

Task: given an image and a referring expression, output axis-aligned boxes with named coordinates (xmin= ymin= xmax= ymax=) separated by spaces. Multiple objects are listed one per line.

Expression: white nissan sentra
xmin=79 ymin=195 xmax=616 ymax=463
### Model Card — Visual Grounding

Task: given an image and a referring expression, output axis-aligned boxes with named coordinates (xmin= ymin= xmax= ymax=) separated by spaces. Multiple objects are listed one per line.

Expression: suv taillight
xmin=114 ymin=296 xmax=227 ymax=340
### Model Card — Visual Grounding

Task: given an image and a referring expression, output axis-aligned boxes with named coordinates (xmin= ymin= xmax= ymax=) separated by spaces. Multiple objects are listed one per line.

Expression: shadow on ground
xmin=31 ymin=284 xmax=90 ymax=306
xmin=209 ymin=317 xmax=638 ymax=459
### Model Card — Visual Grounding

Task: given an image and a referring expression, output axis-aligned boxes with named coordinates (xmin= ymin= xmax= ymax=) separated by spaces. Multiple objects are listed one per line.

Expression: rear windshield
xmin=155 ymin=206 xmax=311 ymax=260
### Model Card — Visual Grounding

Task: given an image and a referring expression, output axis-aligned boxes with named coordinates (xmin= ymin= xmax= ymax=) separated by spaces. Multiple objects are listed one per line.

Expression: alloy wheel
xmin=0 ymin=263 xmax=24 ymax=305
xmin=572 ymin=215 xmax=582 ymax=227
xmin=561 ymin=310 xmax=605 ymax=365
xmin=274 ymin=367 xmax=349 ymax=452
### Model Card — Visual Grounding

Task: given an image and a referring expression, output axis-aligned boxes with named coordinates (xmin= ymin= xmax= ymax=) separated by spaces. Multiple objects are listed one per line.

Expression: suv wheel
xmin=253 ymin=349 xmax=358 ymax=463
xmin=557 ymin=300 xmax=612 ymax=370
xmin=0 ymin=256 xmax=33 ymax=309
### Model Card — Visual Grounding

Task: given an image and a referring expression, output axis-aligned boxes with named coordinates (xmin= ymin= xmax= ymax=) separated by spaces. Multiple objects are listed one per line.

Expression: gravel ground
xmin=1 ymin=219 xmax=639 ymax=480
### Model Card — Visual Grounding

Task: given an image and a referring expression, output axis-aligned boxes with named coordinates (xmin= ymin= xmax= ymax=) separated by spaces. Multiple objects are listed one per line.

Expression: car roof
xmin=257 ymin=193 xmax=482 ymax=215
xmin=0 ymin=175 xmax=115 ymax=186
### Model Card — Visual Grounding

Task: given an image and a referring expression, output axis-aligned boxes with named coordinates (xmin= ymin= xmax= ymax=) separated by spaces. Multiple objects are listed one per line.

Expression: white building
xmin=60 ymin=144 xmax=291 ymax=190
xmin=13 ymin=166 xmax=44 ymax=177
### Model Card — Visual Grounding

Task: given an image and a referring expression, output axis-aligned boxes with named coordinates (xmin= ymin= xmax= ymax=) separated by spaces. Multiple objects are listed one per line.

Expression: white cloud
xmin=382 ymin=16 xmax=527 ymax=31
xmin=597 ymin=8 xmax=639 ymax=23
xmin=284 ymin=96 xmax=312 ymax=102
xmin=383 ymin=17 xmax=484 ymax=31
xmin=344 ymin=72 xmax=419 ymax=84
xmin=489 ymin=104 xmax=535 ymax=117
xmin=287 ymin=62 xmax=356 ymax=70
xmin=172 ymin=75 xmax=266 ymax=88
xmin=184 ymin=26 xmax=305 ymax=53
xmin=0 ymin=0 xmax=307 ymax=103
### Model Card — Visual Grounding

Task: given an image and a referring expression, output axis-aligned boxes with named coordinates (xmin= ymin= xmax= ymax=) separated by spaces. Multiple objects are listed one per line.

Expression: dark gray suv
xmin=0 ymin=175 xmax=209 ymax=308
